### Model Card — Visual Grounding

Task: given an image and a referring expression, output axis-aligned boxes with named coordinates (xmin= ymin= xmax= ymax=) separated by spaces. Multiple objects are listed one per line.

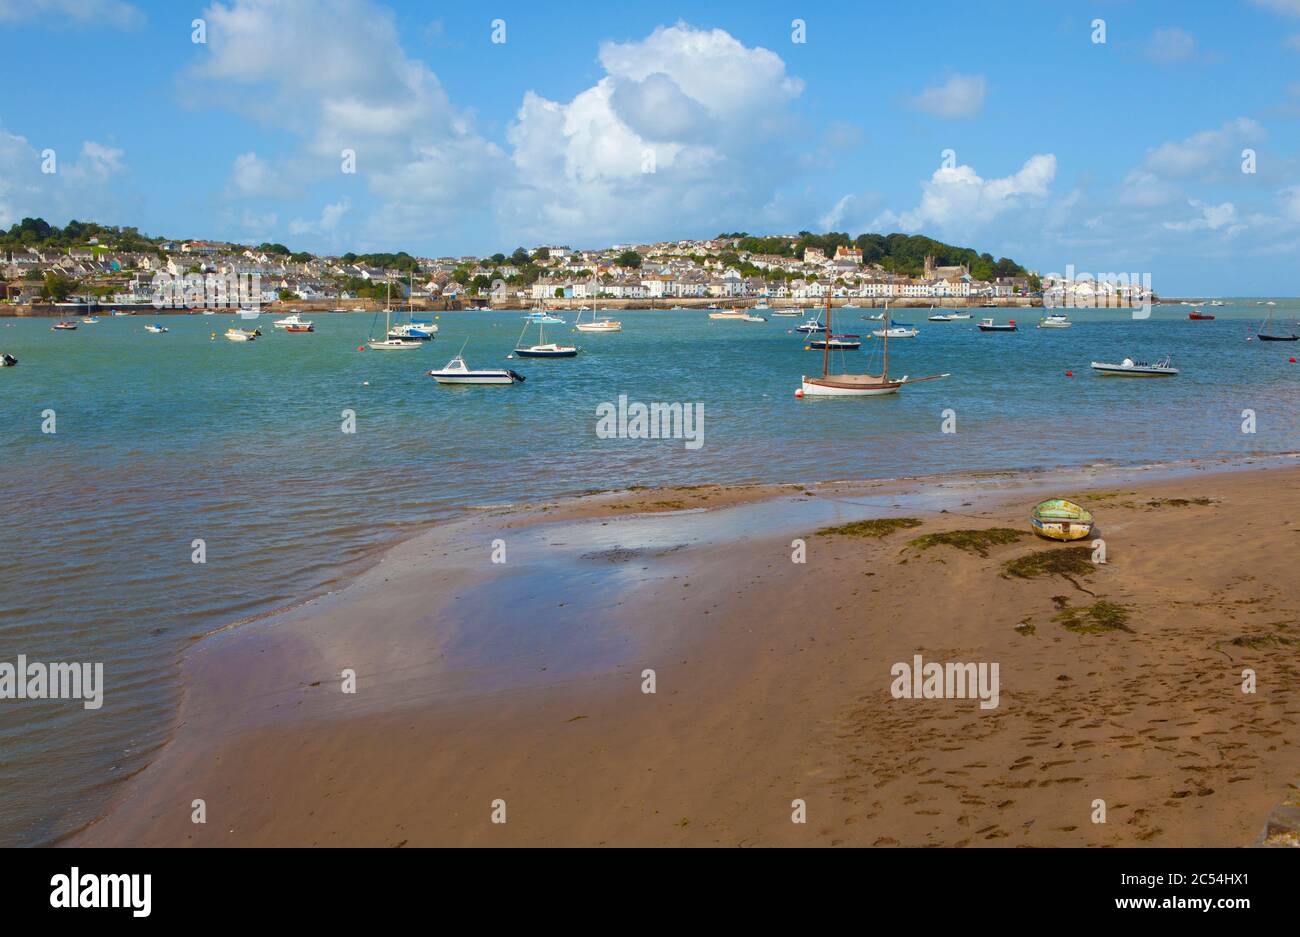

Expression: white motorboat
xmin=428 ymin=353 xmax=525 ymax=385
xmin=794 ymin=317 xmax=827 ymax=333
xmin=771 ymin=309 xmax=802 ymax=317
xmin=709 ymin=309 xmax=749 ymax=320
xmin=1090 ymin=356 xmax=1178 ymax=377
xmin=81 ymin=316 xmax=100 ymax=324
xmin=144 ymin=324 xmax=169 ymax=333
xmin=223 ymin=328 xmax=257 ymax=342
xmin=0 ymin=353 xmax=17 ymax=367
xmin=273 ymin=313 xmax=313 ymax=330
xmin=739 ymin=314 xmax=767 ymax=322
xmin=1038 ymin=313 xmax=1072 ymax=329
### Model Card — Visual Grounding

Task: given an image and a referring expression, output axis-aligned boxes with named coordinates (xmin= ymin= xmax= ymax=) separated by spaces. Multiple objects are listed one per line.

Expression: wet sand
xmin=72 ymin=457 xmax=1299 ymax=847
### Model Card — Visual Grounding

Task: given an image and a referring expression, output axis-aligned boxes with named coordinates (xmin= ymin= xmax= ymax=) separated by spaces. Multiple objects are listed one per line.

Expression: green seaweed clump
xmin=908 ymin=527 xmax=1026 ymax=557
xmin=817 ymin=517 xmax=923 ymax=538
xmin=1054 ymin=600 xmax=1132 ymax=634
xmin=1002 ymin=547 xmax=1096 ymax=579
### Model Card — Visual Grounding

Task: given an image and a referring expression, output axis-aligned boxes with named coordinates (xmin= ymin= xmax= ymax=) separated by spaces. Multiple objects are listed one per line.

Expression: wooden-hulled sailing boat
xmin=800 ymin=295 xmax=948 ymax=397
xmin=1256 ymin=305 xmax=1299 ymax=341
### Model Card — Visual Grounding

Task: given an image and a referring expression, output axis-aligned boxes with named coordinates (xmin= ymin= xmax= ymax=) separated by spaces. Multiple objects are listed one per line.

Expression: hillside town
xmin=0 ymin=226 xmax=1153 ymax=310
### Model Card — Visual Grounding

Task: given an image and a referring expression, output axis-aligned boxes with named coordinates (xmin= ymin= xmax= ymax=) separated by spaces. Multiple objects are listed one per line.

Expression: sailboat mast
xmin=823 ymin=292 xmax=831 ymax=377
xmin=883 ymin=301 xmax=890 ymax=380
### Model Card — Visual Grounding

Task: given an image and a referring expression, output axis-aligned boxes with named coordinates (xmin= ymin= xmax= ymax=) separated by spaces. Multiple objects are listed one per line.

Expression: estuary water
xmin=0 ymin=301 xmax=1296 ymax=845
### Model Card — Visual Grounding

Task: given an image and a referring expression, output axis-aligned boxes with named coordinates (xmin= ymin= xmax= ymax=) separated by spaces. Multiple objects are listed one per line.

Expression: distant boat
xmin=794 ymin=316 xmax=828 ymax=333
xmin=0 ymin=353 xmax=16 ymax=367
xmin=368 ymin=283 xmax=421 ymax=350
xmin=739 ymin=313 xmax=766 ymax=322
xmin=709 ymin=309 xmax=749 ymax=320
xmin=1030 ymin=499 xmax=1095 ymax=542
xmin=274 ymin=313 xmax=313 ymax=330
xmin=978 ymin=318 xmax=1017 ymax=332
xmin=861 ymin=312 xmax=885 ymax=321
xmin=771 ymin=308 xmax=801 ymax=317
xmin=799 ymin=295 xmax=948 ymax=397
xmin=514 ymin=318 xmax=578 ymax=357
xmin=1209 ymin=300 xmax=1225 ymax=307
xmin=928 ymin=311 xmax=957 ymax=321
xmin=1037 ymin=313 xmax=1072 ymax=329
xmin=574 ymin=308 xmax=622 ymax=332
xmin=524 ymin=303 xmax=565 ymax=325
xmin=81 ymin=316 xmax=100 ymax=324
xmin=1090 ymin=356 xmax=1178 ymax=377
xmin=1188 ymin=310 xmax=1215 ymax=321
xmin=223 ymin=328 xmax=257 ymax=342
xmin=428 ymin=351 xmax=524 ymax=385
xmin=144 ymin=324 xmax=168 ymax=334
xmin=806 ymin=335 xmax=861 ymax=351
xmin=872 ymin=326 xmax=918 ymax=338
xmin=112 ymin=311 xmax=133 ymax=317
xmin=285 ymin=323 xmax=315 ymax=333
xmin=51 ymin=321 xmax=78 ymax=331
xmin=1256 ymin=306 xmax=1298 ymax=341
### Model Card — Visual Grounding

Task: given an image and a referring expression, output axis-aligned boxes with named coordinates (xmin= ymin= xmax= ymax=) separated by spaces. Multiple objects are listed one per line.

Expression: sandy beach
xmin=70 ymin=457 xmax=1299 ymax=847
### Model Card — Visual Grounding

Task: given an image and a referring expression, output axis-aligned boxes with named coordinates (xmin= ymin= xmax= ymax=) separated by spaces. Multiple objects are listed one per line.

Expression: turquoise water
xmin=0 ymin=302 xmax=1297 ymax=845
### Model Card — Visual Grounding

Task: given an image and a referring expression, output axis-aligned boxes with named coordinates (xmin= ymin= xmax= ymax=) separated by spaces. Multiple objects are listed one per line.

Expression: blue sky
xmin=2 ymin=0 xmax=1300 ymax=293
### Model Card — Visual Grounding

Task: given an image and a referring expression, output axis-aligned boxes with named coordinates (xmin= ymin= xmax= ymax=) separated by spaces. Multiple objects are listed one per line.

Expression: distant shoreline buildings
xmin=0 ymin=227 xmax=1149 ymax=308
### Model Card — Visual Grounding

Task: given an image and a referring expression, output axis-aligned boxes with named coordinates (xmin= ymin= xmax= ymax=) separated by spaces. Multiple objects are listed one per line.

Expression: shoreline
xmin=70 ymin=454 xmax=1299 ymax=847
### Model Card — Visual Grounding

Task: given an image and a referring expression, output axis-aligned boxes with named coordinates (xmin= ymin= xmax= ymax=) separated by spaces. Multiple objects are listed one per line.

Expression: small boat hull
xmin=514 ymin=347 xmax=578 ymax=357
xmin=1030 ymin=499 xmax=1095 ymax=542
xmin=801 ymin=375 xmax=904 ymax=397
xmin=1090 ymin=360 xmax=1178 ymax=376
xmin=0 ymin=353 xmax=16 ymax=367
xmin=1258 ymin=334 xmax=1298 ymax=341
xmin=428 ymin=370 xmax=524 ymax=385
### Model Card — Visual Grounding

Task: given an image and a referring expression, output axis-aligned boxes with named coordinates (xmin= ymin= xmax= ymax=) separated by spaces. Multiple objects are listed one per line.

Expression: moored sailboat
xmin=799 ymin=297 xmax=948 ymax=397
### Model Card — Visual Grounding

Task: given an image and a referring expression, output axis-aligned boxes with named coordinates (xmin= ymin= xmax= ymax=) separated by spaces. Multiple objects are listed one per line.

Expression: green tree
xmin=40 ymin=271 xmax=79 ymax=301
xmin=615 ymin=250 xmax=641 ymax=268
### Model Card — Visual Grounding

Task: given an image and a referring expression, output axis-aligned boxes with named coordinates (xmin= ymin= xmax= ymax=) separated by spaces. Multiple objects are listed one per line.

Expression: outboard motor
xmin=0 ymin=353 xmax=16 ymax=367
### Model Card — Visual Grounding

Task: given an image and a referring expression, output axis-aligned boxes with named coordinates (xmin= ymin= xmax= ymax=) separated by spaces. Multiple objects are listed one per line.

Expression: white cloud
xmin=0 ymin=0 xmax=142 ymax=26
xmin=872 ymin=154 xmax=1056 ymax=237
xmin=1145 ymin=27 xmax=1198 ymax=63
xmin=1141 ymin=118 xmax=1263 ymax=178
xmin=1162 ymin=199 xmax=1242 ymax=234
xmin=226 ymin=151 xmax=294 ymax=199
xmin=192 ymin=0 xmax=506 ymax=239
xmin=907 ymin=74 xmax=986 ymax=119
xmin=499 ymin=22 xmax=806 ymax=244
xmin=1278 ymin=185 xmax=1300 ymax=222
xmin=0 ymin=128 xmax=127 ymax=227
xmin=1250 ymin=0 xmax=1300 ymax=16
xmin=289 ymin=199 xmax=350 ymax=237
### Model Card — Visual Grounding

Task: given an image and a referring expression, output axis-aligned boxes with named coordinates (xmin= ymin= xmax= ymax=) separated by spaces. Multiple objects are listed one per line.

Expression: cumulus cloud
xmin=0 ymin=0 xmax=142 ymax=26
xmin=227 ymin=152 xmax=291 ymax=199
xmin=289 ymin=199 xmax=350 ymax=237
xmin=906 ymin=74 xmax=986 ymax=119
xmin=0 ymin=128 xmax=128 ymax=227
xmin=499 ymin=22 xmax=806 ymax=244
xmin=872 ymin=154 xmax=1056 ymax=238
xmin=192 ymin=0 xmax=506 ymax=238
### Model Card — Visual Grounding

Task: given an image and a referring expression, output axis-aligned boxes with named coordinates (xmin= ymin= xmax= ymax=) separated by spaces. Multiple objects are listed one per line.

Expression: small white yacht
xmin=1038 ymin=313 xmax=1073 ymax=329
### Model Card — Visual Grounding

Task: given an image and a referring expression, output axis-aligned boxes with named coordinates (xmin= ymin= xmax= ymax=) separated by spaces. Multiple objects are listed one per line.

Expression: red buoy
xmin=1290 ymin=357 xmax=1297 ymax=363
xmin=1065 ymin=371 xmax=1073 ymax=377
xmin=794 ymin=388 xmax=805 ymax=398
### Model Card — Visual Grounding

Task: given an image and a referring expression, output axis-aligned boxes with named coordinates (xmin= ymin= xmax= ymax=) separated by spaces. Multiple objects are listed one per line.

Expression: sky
xmin=2 ymin=0 xmax=1300 ymax=294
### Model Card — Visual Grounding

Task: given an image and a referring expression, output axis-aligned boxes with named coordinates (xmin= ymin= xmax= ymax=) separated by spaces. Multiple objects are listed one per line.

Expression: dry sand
xmin=71 ymin=458 xmax=1299 ymax=847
